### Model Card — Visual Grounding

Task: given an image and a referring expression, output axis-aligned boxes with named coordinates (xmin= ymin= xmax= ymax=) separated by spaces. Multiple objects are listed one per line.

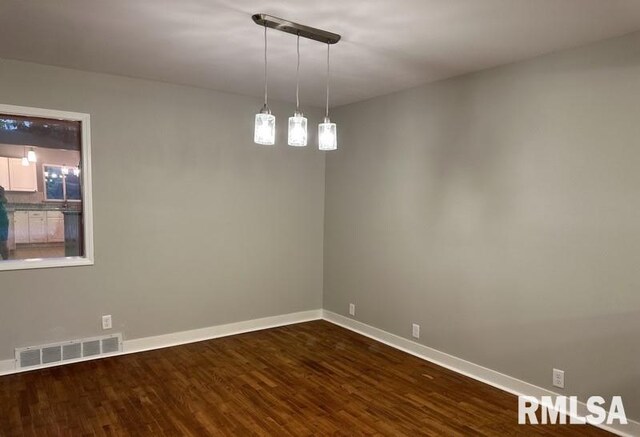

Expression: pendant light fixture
xmin=318 ymin=43 xmax=337 ymax=151
xmin=254 ymin=23 xmax=275 ymax=145
xmin=27 ymin=147 xmax=37 ymax=163
xmin=251 ymin=14 xmax=341 ymax=148
xmin=21 ymin=146 xmax=29 ymax=166
xmin=288 ymin=34 xmax=307 ymax=147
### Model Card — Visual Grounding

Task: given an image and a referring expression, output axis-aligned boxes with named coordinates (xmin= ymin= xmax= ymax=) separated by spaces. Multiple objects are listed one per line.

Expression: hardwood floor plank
xmin=0 ymin=321 xmax=611 ymax=436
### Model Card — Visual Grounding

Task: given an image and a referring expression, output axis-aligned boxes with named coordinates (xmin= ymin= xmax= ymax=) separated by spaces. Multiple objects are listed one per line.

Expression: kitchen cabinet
xmin=13 ymin=211 xmax=30 ymax=244
xmin=0 ymin=157 xmax=9 ymax=189
xmin=13 ymin=210 xmax=66 ymax=245
xmin=7 ymin=158 xmax=37 ymax=192
xmin=46 ymin=211 xmax=65 ymax=243
xmin=28 ymin=211 xmax=47 ymax=243
xmin=7 ymin=212 xmax=16 ymax=251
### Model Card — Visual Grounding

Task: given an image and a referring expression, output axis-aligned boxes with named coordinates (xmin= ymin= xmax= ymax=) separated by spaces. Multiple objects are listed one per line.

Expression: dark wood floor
xmin=0 ymin=320 xmax=609 ymax=436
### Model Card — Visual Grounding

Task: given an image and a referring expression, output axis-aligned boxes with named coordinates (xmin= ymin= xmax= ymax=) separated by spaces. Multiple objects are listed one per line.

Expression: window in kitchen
xmin=44 ymin=164 xmax=82 ymax=202
xmin=0 ymin=104 xmax=93 ymax=271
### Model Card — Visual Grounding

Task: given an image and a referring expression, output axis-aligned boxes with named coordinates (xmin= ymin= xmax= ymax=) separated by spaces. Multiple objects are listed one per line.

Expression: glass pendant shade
xmin=318 ymin=117 xmax=337 ymax=151
xmin=288 ymin=112 xmax=307 ymax=147
xmin=27 ymin=149 xmax=37 ymax=162
xmin=254 ymin=106 xmax=275 ymax=145
xmin=21 ymin=157 xmax=29 ymax=167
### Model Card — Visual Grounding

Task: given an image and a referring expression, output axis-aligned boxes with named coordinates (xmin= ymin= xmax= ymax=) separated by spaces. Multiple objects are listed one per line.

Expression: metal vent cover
xmin=63 ymin=343 xmax=82 ymax=360
xmin=101 ymin=337 xmax=119 ymax=354
xmin=42 ymin=346 xmax=62 ymax=364
xmin=82 ymin=340 xmax=100 ymax=357
xmin=19 ymin=349 xmax=41 ymax=368
xmin=15 ymin=334 xmax=122 ymax=370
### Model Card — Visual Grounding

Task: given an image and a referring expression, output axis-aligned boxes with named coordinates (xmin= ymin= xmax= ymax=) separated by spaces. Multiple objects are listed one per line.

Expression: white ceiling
xmin=1 ymin=0 xmax=640 ymax=107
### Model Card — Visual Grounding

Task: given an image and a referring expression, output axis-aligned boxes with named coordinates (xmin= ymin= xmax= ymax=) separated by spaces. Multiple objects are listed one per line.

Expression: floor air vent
xmin=15 ymin=334 xmax=122 ymax=370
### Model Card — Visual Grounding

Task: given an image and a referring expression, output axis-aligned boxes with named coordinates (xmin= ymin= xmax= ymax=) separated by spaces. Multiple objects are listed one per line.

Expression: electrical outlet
xmin=553 ymin=368 xmax=565 ymax=389
xmin=412 ymin=323 xmax=420 ymax=339
xmin=349 ymin=303 xmax=355 ymax=316
xmin=102 ymin=315 xmax=112 ymax=330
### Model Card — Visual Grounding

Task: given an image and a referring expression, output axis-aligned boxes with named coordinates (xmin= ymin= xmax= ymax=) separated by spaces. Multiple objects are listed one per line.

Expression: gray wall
xmin=0 ymin=59 xmax=325 ymax=359
xmin=325 ymin=32 xmax=640 ymax=419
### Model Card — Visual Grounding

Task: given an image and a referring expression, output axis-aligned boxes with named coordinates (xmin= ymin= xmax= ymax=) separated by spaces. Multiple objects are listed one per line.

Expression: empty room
xmin=0 ymin=1 xmax=639 ymax=435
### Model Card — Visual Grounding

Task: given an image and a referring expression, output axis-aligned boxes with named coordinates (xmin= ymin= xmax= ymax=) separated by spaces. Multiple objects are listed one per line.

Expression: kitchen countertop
xmin=6 ymin=203 xmax=82 ymax=213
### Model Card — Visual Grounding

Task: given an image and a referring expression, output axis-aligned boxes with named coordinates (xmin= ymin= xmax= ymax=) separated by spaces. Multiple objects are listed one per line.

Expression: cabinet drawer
xmin=14 ymin=211 xmax=29 ymax=221
xmin=46 ymin=211 xmax=64 ymax=220
xmin=28 ymin=211 xmax=45 ymax=218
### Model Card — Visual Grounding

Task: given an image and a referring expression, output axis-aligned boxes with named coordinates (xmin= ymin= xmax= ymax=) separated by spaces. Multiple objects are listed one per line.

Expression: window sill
xmin=0 ymin=256 xmax=94 ymax=272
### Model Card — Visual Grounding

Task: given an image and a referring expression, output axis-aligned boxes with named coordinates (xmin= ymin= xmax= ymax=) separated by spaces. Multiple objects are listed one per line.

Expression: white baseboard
xmin=0 ymin=309 xmax=322 ymax=377
xmin=322 ymin=310 xmax=640 ymax=437
xmin=0 ymin=358 xmax=14 ymax=375
xmin=124 ymin=309 xmax=322 ymax=354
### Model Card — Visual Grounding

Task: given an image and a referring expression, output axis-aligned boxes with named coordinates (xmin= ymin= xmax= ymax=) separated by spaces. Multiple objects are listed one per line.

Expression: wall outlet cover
xmin=349 ymin=303 xmax=355 ymax=317
xmin=102 ymin=315 xmax=112 ymax=330
xmin=553 ymin=368 xmax=565 ymax=389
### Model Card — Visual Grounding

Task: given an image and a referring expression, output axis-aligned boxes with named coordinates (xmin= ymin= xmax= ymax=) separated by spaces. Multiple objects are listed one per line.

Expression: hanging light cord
xmin=296 ymin=34 xmax=300 ymax=112
xmin=325 ymin=43 xmax=330 ymax=118
xmin=263 ymin=23 xmax=268 ymax=106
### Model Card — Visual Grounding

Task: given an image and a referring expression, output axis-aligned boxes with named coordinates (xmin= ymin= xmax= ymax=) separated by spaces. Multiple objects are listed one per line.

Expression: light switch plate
xmin=412 ymin=323 xmax=420 ymax=339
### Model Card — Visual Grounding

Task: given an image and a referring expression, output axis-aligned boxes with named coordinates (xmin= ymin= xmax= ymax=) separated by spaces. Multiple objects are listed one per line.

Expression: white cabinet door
xmin=14 ymin=211 xmax=30 ymax=244
xmin=0 ymin=157 xmax=9 ymax=189
xmin=7 ymin=212 xmax=16 ymax=251
xmin=46 ymin=212 xmax=64 ymax=243
xmin=28 ymin=212 xmax=46 ymax=243
xmin=8 ymin=158 xmax=37 ymax=192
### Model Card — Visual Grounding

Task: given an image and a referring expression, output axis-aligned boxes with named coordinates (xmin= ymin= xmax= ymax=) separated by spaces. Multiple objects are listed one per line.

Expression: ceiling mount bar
xmin=252 ymin=14 xmax=341 ymax=45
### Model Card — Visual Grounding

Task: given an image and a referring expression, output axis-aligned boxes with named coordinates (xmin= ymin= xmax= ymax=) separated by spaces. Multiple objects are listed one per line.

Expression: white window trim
xmin=0 ymin=103 xmax=94 ymax=271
